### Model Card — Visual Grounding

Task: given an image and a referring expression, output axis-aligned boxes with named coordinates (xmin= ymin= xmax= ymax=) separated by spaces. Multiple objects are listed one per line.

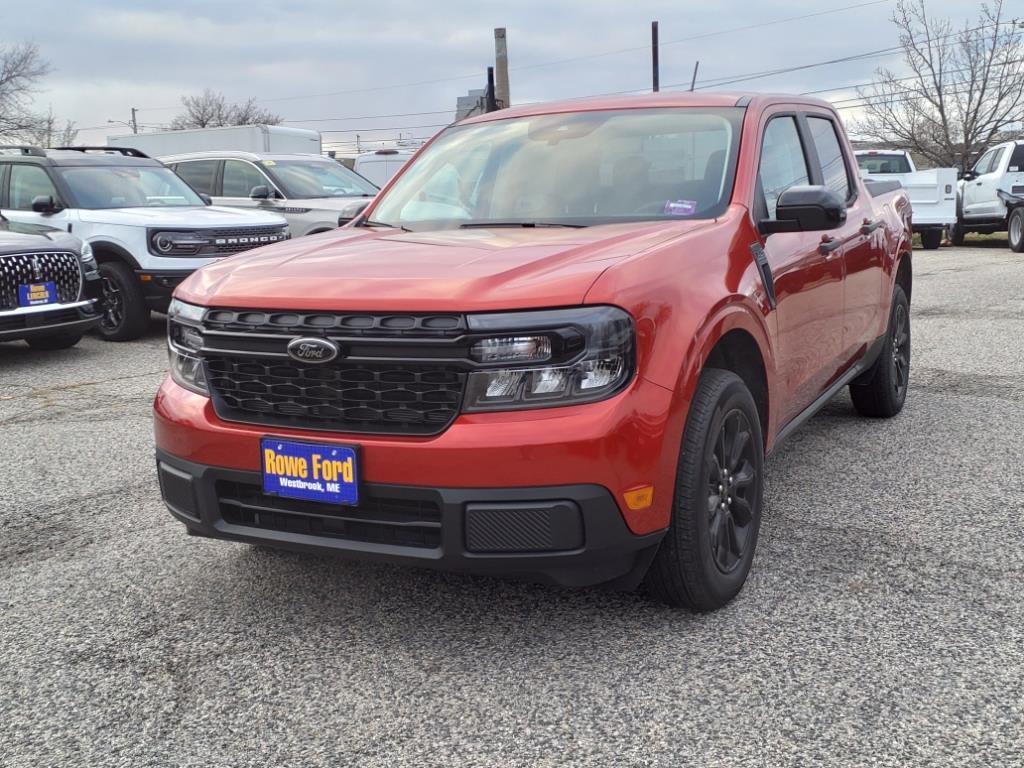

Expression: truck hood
xmin=176 ymin=220 xmax=713 ymax=311
xmin=76 ymin=206 xmax=286 ymax=228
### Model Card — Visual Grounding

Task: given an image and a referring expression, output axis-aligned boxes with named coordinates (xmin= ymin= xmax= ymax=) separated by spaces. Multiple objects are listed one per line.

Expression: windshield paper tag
xmin=664 ymin=200 xmax=697 ymax=216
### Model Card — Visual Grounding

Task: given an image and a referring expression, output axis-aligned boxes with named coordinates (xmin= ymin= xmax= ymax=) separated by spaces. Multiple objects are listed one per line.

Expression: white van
xmin=353 ymin=149 xmax=415 ymax=188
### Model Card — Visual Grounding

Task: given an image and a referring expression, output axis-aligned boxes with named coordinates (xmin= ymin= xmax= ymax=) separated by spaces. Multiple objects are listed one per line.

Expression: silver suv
xmin=162 ymin=152 xmax=377 ymax=237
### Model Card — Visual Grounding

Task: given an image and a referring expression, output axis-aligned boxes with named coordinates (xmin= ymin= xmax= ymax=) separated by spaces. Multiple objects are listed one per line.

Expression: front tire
xmin=850 ymin=285 xmax=910 ymax=417
xmin=645 ymin=369 xmax=764 ymax=611
xmin=26 ymin=331 xmax=83 ymax=350
xmin=1008 ymin=208 xmax=1024 ymax=253
xmin=97 ymin=261 xmax=150 ymax=341
xmin=920 ymin=229 xmax=942 ymax=250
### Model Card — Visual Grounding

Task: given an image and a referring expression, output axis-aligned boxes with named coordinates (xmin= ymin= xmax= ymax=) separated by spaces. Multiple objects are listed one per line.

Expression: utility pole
xmin=689 ymin=61 xmax=700 ymax=91
xmin=494 ymin=27 xmax=510 ymax=109
xmin=651 ymin=21 xmax=660 ymax=93
xmin=485 ymin=67 xmax=498 ymax=113
xmin=130 ymin=107 xmax=138 ymax=134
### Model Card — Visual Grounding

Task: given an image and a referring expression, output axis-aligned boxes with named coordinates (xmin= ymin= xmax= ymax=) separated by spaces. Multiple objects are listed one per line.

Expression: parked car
xmin=0 ymin=213 xmax=103 ymax=349
xmin=954 ymin=140 xmax=1024 ymax=246
xmin=110 ymin=124 xmax=322 ymax=156
xmin=154 ymin=92 xmax=913 ymax=611
xmin=353 ymin=149 xmax=416 ymax=187
xmin=162 ymin=152 xmax=377 ymax=237
xmin=854 ymin=149 xmax=957 ymax=250
xmin=0 ymin=146 xmax=289 ymax=341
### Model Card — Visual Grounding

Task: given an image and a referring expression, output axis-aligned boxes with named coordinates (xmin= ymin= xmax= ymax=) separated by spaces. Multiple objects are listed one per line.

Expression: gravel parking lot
xmin=1 ymin=242 xmax=1022 ymax=767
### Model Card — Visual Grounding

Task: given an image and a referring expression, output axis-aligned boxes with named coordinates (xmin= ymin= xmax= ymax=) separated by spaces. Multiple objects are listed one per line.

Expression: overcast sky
xmin=4 ymin=0 xmax=978 ymax=152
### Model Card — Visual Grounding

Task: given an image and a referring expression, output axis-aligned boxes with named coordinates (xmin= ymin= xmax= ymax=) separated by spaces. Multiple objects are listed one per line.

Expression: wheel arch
xmin=895 ymin=251 xmax=912 ymax=302
xmin=703 ymin=329 xmax=770 ymax=445
xmin=89 ymin=240 xmax=141 ymax=270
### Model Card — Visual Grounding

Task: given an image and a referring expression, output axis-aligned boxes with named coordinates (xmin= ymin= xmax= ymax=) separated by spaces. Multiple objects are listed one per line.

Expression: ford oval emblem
xmin=287 ymin=337 xmax=340 ymax=364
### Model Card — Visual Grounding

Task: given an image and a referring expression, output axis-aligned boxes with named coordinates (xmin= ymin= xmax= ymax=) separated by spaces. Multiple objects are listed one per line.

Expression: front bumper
xmin=138 ymin=269 xmax=195 ymax=312
xmin=157 ymin=449 xmax=664 ymax=588
xmin=0 ymin=298 xmax=101 ymax=341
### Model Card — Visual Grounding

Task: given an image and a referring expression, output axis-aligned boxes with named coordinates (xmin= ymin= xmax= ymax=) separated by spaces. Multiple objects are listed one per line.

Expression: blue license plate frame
xmin=260 ymin=437 xmax=359 ymax=506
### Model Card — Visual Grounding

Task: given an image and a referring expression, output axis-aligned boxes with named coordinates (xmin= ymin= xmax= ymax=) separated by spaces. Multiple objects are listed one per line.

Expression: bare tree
xmin=21 ymin=107 xmax=78 ymax=147
xmin=171 ymin=88 xmax=282 ymax=129
xmin=853 ymin=0 xmax=1024 ymax=170
xmin=0 ymin=42 xmax=53 ymax=140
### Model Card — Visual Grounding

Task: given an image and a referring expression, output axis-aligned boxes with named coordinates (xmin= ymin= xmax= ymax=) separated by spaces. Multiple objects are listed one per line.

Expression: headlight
xmin=167 ymin=298 xmax=208 ymax=395
xmin=149 ymin=230 xmax=211 ymax=256
xmin=462 ymin=306 xmax=635 ymax=412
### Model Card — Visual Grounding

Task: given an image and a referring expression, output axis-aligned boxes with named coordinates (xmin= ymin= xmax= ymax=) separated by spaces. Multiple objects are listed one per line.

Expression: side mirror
xmin=31 ymin=195 xmax=60 ymax=214
xmin=249 ymin=185 xmax=271 ymax=200
xmin=960 ymin=170 xmax=976 ymax=182
xmin=337 ymin=199 xmax=371 ymax=227
xmin=760 ymin=185 xmax=847 ymax=234
xmin=198 ymin=193 xmax=213 ymax=206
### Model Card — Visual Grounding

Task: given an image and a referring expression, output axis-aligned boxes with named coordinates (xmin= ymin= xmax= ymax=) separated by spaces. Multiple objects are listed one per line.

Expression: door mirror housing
xmin=959 ymin=170 xmax=977 ymax=182
xmin=198 ymin=193 xmax=213 ymax=206
xmin=249 ymin=185 xmax=271 ymax=200
xmin=760 ymin=185 xmax=847 ymax=235
xmin=31 ymin=195 xmax=60 ymax=214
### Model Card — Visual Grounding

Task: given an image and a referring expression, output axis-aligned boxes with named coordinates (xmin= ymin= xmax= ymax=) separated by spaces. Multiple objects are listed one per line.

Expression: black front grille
xmin=206 ymin=355 xmax=465 ymax=434
xmin=216 ymin=480 xmax=442 ymax=548
xmin=207 ymin=226 xmax=289 ymax=255
xmin=0 ymin=252 xmax=81 ymax=310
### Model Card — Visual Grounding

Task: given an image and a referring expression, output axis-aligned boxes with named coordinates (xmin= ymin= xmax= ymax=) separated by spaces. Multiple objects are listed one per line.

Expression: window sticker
xmin=664 ymin=199 xmax=697 ymax=216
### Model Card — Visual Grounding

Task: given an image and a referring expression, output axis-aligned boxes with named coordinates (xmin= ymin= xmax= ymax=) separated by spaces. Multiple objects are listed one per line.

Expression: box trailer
xmin=109 ymin=125 xmax=321 ymax=157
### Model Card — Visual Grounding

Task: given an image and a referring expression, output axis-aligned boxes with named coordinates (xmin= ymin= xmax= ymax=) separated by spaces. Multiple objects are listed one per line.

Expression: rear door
xmin=804 ymin=112 xmax=886 ymax=360
xmin=756 ymin=112 xmax=845 ymax=423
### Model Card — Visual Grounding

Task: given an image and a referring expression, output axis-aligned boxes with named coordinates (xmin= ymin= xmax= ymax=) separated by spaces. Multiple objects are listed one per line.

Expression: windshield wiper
xmin=458 ymin=221 xmax=588 ymax=229
xmin=360 ymin=219 xmax=411 ymax=232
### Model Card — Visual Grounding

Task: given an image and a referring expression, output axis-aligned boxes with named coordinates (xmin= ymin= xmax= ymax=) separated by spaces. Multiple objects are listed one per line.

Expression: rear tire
xmin=645 ymin=369 xmax=764 ymax=611
xmin=1008 ymin=208 xmax=1024 ymax=253
xmin=850 ymin=285 xmax=910 ymax=418
xmin=97 ymin=261 xmax=150 ymax=341
xmin=26 ymin=331 xmax=83 ymax=350
xmin=920 ymin=229 xmax=942 ymax=250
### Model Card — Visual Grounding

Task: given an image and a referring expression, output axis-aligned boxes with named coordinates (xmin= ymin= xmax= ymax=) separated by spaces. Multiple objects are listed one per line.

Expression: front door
xmin=218 ymin=159 xmax=282 ymax=214
xmin=756 ymin=114 xmax=846 ymax=424
xmin=963 ymin=147 xmax=1005 ymax=221
xmin=0 ymin=163 xmax=74 ymax=232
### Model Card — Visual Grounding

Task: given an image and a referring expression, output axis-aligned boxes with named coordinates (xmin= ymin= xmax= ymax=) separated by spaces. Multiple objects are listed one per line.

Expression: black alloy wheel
xmin=101 ymin=274 xmax=124 ymax=333
xmin=891 ymin=300 xmax=910 ymax=400
xmin=705 ymin=409 xmax=758 ymax=574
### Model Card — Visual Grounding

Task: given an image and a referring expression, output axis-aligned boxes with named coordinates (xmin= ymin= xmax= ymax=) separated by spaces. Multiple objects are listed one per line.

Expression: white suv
xmin=162 ymin=152 xmax=377 ymax=237
xmin=0 ymin=146 xmax=289 ymax=340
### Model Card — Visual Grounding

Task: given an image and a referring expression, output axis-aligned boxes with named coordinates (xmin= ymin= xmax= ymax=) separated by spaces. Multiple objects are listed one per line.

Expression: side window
xmin=1009 ymin=144 xmax=1024 ymax=172
xmin=9 ymin=165 xmax=60 ymax=210
xmin=972 ymin=150 xmax=995 ymax=176
xmin=758 ymin=116 xmax=809 ymax=219
xmin=984 ymin=147 xmax=1006 ymax=176
xmin=223 ymin=160 xmax=270 ymax=197
xmin=807 ymin=116 xmax=853 ymax=200
xmin=175 ymin=160 xmax=218 ymax=195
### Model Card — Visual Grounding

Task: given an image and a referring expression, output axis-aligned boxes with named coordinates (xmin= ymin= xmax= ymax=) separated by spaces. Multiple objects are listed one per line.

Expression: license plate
xmin=261 ymin=438 xmax=359 ymax=506
xmin=18 ymin=281 xmax=57 ymax=307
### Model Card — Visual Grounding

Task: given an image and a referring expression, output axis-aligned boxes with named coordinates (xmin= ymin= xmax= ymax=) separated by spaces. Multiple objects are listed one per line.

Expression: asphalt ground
xmin=1 ymin=242 xmax=1022 ymax=767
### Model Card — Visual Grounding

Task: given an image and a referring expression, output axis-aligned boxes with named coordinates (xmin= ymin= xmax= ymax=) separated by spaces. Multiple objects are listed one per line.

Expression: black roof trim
xmin=734 ymin=96 xmax=752 ymax=107
xmin=53 ymin=146 xmax=151 ymax=158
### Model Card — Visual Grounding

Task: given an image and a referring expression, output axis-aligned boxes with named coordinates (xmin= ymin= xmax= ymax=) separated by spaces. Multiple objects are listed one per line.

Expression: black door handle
xmin=860 ymin=219 xmax=883 ymax=235
xmin=819 ymin=236 xmax=843 ymax=256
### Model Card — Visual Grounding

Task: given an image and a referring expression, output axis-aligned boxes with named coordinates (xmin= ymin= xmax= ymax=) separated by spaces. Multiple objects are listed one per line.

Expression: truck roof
xmin=458 ymin=92 xmax=837 ymax=125
xmin=160 ymin=150 xmax=333 ymax=163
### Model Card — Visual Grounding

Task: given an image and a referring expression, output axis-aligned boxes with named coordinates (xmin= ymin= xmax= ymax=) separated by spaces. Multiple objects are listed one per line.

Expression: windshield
xmin=56 ymin=166 xmax=205 ymax=209
xmin=368 ymin=107 xmax=744 ymax=230
xmin=856 ymin=154 xmax=912 ymax=174
xmin=263 ymin=160 xmax=378 ymax=199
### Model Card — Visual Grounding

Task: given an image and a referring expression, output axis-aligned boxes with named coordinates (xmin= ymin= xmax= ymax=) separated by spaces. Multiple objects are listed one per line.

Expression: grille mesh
xmin=206 ymin=355 xmax=465 ymax=434
xmin=0 ymin=252 xmax=81 ymax=310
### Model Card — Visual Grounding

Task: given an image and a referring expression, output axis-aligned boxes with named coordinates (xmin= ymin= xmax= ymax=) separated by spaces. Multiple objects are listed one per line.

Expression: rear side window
xmin=807 ymin=117 xmax=852 ymax=200
xmin=1009 ymin=144 xmax=1024 ymax=172
xmin=223 ymin=160 xmax=270 ymax=197
xmin=9 ymin=165 xmax=60 ymax=210
xmin=758 ymin=116 xmax=809 ymax=219
xmin=175 ymin=160 xmax=218 ymax=195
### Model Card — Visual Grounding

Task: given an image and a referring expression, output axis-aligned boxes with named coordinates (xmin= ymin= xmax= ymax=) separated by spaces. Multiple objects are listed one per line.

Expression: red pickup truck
xmin=155 ymin=93 xmax=912 ymax=611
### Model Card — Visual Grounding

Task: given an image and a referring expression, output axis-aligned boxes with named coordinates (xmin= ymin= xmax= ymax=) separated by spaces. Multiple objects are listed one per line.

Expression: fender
xmin=88 ymin=239 xmax=141 ymax=270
